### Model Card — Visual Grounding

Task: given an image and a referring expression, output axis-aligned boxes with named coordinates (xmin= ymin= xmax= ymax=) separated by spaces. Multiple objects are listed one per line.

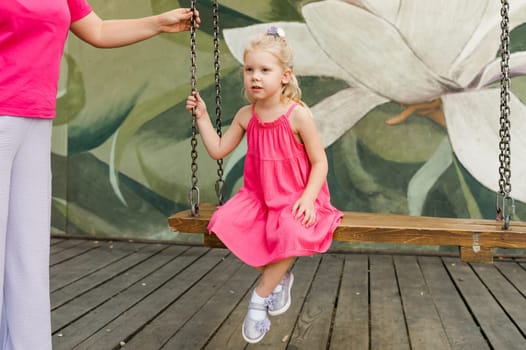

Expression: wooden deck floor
xmin=50 ymin=238 xmax=526 ymax=350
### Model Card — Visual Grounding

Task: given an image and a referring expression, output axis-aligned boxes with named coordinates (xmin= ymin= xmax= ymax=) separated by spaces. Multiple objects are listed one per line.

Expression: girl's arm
xmin=186 ymin=92 xmax=247 ymax=160
xmin=70 ymin=8 xmax=199 ymax=48
xmin=291 ymin=106 xmax=329 ymax=226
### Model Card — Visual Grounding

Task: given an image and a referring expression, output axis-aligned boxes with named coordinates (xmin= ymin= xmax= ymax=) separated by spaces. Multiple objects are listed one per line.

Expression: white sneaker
xmin=242 ymin=302 xmax=270 ymax=343
xmin=267 ymin=271 xmax=294 ymax=316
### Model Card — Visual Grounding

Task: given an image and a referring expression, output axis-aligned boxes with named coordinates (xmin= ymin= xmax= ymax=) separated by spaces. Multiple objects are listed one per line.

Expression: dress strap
xmin=284 ymin=103 xmax=299 ymax=119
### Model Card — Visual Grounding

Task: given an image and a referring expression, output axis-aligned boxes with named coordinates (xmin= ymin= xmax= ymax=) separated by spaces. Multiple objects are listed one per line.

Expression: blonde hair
xmin=243 ymin=31 xmax=304 ymax=105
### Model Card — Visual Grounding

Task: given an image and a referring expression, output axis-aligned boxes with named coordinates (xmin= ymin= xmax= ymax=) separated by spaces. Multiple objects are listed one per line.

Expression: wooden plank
xmin=444 ymin=258 xmax=526 ymax=349
xmin=169 ymin=205 xmax=526 ymax=250
xmin=70 ymin=248 xmax=230 ymax=350
xmin=50 ymin=243 xmax=169 ymax=309
xmin=50 ymin=239 xmax=83 ymax=255
xmin=288 ymin=254 xmax=343 ymax=350
xmin=370 ymin=255 xmax=410 ymax=350
xmin=169 ymin=203 xmax=216 ymax=234
xmin=52 ymin=246 xmax=213 ymax=350
xmin=330 ymin=254 xmax=369 ymax=350
xmin=51 ymin=238 xmax=64 ymax=245
xmin=51 ymin=245 xmax=190 ymax=333
xmin=472 ymin=262 xmax=526 ymax=334
xmin=334 ymin=223 xmax=526 ymax=249
xmin=123 ymin=254 xmax=249 ymax=349
xmin=203 ymin=285 xmax=255 ymax=350
xmin=495 ymin=261 xmax=526 ymax=297
xmin=162 ymin=261 xmax=259 ymax=349
xmin=49 ymin=239 xmax=100 ymax=266
xmin=419 ymin=257 xmax=489 ymax=350
xmin=394 ymin=255 xmax=451 ymax=350
xmin=50 ymin=241 xmax=143 ymax=292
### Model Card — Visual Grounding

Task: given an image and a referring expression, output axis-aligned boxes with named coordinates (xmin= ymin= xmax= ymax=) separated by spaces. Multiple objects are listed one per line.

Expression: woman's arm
xmin=70 ymin=8 xmax=198 ymax=48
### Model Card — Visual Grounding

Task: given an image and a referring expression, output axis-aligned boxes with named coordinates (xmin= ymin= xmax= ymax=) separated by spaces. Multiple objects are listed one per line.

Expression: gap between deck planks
xmin=168 ymin=203 xmax=526 ymax=263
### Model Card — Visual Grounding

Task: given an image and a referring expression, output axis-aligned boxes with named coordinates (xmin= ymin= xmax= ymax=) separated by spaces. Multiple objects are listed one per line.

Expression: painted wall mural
xmin=53 ymin=0 xmax=526 ymax=248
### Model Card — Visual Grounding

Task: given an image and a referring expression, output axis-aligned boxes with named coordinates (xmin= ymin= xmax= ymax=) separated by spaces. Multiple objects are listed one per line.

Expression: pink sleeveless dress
xmin=208 ymin=103 xmax=343 ymax=267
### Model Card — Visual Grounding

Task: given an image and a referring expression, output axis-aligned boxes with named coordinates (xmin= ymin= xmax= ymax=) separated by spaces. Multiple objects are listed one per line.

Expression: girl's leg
xmin=255 ymin=257 xmax=294 ymax=298
xmin=243 ymin=257 xmax=295 ymax=343
xmin=1 ymin=118 xmax=53 ymax=350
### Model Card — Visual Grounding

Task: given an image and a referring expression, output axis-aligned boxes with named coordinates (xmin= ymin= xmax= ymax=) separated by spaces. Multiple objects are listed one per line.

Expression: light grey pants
xmin=0 ymin=117 xmax=52 ymax=350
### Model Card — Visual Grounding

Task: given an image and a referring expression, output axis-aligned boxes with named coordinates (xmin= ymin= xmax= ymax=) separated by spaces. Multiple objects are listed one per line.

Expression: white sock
xmin=273 ymin=283 xmax=283 ymax=294
xmin=249 ymin=290 xmax=268 ymax=320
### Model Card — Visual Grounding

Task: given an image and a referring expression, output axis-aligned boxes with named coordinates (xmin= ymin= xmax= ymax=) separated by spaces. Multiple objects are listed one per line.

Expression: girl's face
xmin=243 ymin=49 xmax=290 ymax=102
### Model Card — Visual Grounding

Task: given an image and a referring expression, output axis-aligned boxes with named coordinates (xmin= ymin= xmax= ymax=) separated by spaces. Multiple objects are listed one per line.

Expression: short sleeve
xmin=68 ymin=0 xmax=92 ymax=22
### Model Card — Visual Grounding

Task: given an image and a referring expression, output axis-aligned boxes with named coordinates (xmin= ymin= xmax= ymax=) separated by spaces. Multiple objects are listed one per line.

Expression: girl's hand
xmin=292 ymin=197 xmax=316 ymax=227
xmin=186 ymin=91 xmax=208 ymax=119
xmin=158 ymin=8 xmax=200 ymax=33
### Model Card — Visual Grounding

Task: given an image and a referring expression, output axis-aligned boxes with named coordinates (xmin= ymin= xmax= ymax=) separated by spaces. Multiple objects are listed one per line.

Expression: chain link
xmin=188 ymin=0 xmax=200 ymax=216
xmin=213 ymin=0 xmax=226 ymax=205
xmin=496 ymin=0 xmax=514 ymax=229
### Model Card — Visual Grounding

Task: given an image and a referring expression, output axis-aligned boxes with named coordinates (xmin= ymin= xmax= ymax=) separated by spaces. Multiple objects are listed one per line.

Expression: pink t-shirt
xmin=0 ymin=0 xmax=92 ymax=118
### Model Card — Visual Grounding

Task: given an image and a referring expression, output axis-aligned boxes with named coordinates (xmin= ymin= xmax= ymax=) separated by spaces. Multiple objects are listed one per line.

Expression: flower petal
xmin=450 ymin=0 xmax=526 ymax=87
xmin=474 ymin=51 xmax=526 ymax=88
xmin=407 ymin=137 xmax=453 ymax=215
xmin=223 ymin=23 xmax=358 ymax=84
xmin=442 ymin=89 xmax=526 ymax=202
xmin=360 ymin=0 xmax=401 ymax=23
xmin=395 ymin=0 xmax=487 ymax=78
xmin=311 ymin=87 xmax=388 ymax=147
xmin=302 ymin=0 xmax=457 ymax=104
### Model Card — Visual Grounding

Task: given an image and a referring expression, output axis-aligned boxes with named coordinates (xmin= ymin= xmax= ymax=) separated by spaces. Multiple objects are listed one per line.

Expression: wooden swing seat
xmin=168 ymin=203 xmax=526 ymax=263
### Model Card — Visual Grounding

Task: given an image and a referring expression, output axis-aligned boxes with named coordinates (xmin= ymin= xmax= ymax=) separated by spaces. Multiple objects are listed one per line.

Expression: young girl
xmin=186 ymin=26 xmax=342 ymax=344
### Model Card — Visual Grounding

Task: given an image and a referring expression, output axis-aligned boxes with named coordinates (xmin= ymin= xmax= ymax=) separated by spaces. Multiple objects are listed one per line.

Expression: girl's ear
xmin=282 ymin=69 xmax=292 ymax=85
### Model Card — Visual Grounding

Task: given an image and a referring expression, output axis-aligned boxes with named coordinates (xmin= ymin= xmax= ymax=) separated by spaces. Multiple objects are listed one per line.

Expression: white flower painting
xmin=223 ymin=0 xmax=526 ymax=215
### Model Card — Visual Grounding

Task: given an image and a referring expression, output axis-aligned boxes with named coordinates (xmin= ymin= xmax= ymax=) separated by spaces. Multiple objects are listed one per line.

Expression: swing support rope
xmin=188 ymin=0 xmax=224 ymax=216
xmin=496 ymin=0 xmax=515 ymax=229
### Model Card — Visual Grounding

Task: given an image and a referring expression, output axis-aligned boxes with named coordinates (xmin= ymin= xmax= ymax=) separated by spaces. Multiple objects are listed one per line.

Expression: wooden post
xmin=460 ymin=246 xmax=494 ymax=263
xmin=203 ymin=234 xmax=225 ymax=248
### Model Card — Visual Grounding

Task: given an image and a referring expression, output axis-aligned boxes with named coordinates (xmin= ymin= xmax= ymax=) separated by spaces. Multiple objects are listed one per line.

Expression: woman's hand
xmin=158 ymin=8 xmax=200 ymax=33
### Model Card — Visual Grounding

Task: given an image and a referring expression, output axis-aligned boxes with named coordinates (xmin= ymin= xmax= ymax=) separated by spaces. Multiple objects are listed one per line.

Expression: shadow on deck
xmin=49 ymin=238 xmax=526 ymax=350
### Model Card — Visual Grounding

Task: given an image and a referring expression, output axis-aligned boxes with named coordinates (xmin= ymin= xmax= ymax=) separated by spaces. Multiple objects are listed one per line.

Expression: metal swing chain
xmin=213 ymin=0 xmax=226 ymax=205
xmin=496 ymin=0 xmax=514 ymax=229
xmin=188 ymin=0 xmax=200 ymax=216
